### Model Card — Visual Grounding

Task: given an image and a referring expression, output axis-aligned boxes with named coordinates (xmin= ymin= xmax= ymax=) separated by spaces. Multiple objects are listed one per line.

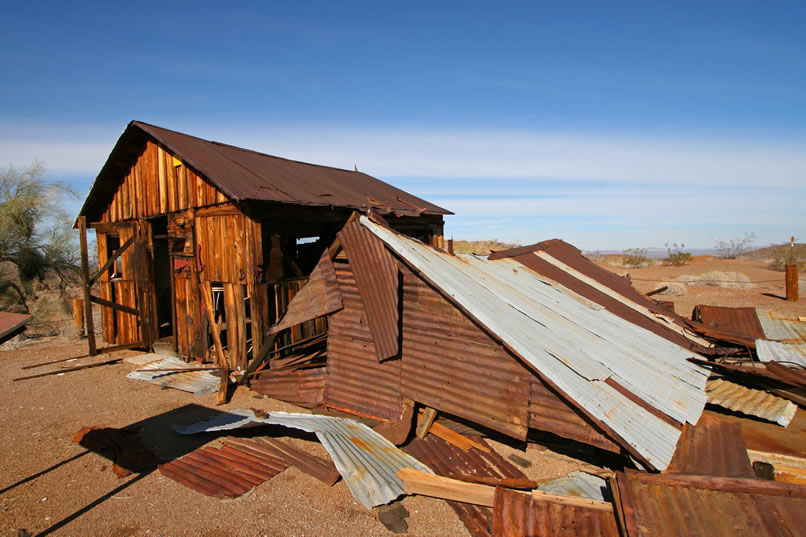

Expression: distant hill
xmin=452 ymin=239 xmax=521 ymax=255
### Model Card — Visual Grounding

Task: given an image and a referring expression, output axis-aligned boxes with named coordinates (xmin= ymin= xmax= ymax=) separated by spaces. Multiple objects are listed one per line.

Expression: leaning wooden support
xmin=200 ymin=280 xmax=229 ymax=405
xmin=78 ymin=216 xmax=97 ymax=355
xmin=416 ymin=407 xmax=438 ymax=439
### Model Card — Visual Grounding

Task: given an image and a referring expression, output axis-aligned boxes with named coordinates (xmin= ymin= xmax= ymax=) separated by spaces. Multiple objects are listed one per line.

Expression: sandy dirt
xmin=0 ymin=341 xmax=593 ymax=537
xmin=596 ymin=256 xmax=806 ymax=318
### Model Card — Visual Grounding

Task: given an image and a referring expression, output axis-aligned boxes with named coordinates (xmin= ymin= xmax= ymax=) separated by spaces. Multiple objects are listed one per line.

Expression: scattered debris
xmin=507 ymin=454 xmax=532 ymax=469
xmin=127 ymin=356 xmax=221 ymax=395
xmin=376 ymin=502 xmax=410 ymax=534
xmin=538 ymin=471 xmax=610 ymax=502
xmin=13 ymin=357 xmax=122 ymax=382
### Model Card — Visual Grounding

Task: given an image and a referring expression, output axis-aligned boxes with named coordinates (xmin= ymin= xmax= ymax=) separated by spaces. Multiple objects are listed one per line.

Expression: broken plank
xmin=13 ymin=358 xmax=122 ymax=381
xmin=200 ymin=280 xmax=229 ymax=405
xmin=416 ymin=407 xmax=438 ymax=439
xmin=427 ymin=421 xmax=491 ymax=453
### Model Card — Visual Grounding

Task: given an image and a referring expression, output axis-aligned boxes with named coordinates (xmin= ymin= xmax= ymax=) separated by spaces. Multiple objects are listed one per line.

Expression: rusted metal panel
xmin=757 ymin=310 xmax=806 ymax=343
xmin=80 ymin=121 xmax=450 ymax=222
xmin=665 ymin=412 xmax=754 ymax=477
xmin=127 ymin=356 xmax=220 ymax=395
xmin=613 ymin=470 xmax=806 ymax=537
xmin=400 ymin=268 xmax=530 ymax=440
xmin=0 ymin=312 xmax=31 ymax=344
xmin=337 ymin=219 xmax=399 ymax=361
xmin=250 ymin=367 xmax=326 ymax=409
xmin=405 ymin=434 xmax=530 ymax=537
xmin=158 ymin=438 xmax=288 ymax=498
xmin=492 ymin=486 xmax=620 ymax=537
xmin=706 ymin=378 xmax=797 ymax=427
xmin=324 ymin=262 xmax=402 ymax=420
xmin=363 ymin=217 xmax=706 ymax=470
xmin=269 ymin=251 xmax=343 ymax=334
xmin=692 ymin=305 xmax=766 ymax=340
xmin=225 ymin=436 xmax=340 ymax=486
xmin=538 ymin=471 xmax=609 ymax=501
xmin=528 ymin=376 xmax=620 ymax=453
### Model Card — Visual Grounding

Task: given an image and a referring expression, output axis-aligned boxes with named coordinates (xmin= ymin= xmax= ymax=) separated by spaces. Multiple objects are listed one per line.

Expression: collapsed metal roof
xmin=359 ymin=216 xmax=708 ymax=470
xmin=79 ymin=121 xmax=452 ymax=221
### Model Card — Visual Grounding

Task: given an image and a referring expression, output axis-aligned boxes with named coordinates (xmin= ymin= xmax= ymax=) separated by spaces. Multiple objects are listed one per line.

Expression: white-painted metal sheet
xmin=756 ymin=339 xmax=806 ymax=368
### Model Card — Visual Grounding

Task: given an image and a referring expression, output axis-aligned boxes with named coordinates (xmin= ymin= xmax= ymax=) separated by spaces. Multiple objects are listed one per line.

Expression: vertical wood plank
xmin=78 ymin=216 xmax=97 ymax=355
xmin=158 ymin=146 xmax=167 ymax=213
xmin=200 ymin=280 xmax=229 ymax=405
xmin=234 ymin=284 xmax=246 ymax=369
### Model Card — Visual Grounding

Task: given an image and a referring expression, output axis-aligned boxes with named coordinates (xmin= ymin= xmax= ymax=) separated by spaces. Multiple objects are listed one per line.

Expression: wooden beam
xmin=78 ymin=216 xmax=97 ymax=356
xmin=415 ymin=407 xmax=438 ymax=439
xmin=425 ymin=419 xmax=491 ymax=453
xmin=200 ymin=280 xmax=229 ymax=405
xmin=89 ymin=295 xmax=139 ymax=316
xmin=13 ymin=358 xmax=122 ymax=382
xmin=397 ymin=469 xmax=614 ymax=512
xmin=88 ymin=235 xmax=134 ymax=285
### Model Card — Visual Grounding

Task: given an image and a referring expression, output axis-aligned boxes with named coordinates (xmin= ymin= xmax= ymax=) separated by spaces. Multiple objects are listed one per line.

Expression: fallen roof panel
xmin=173 ymin=409 xmax=433 ymax=509
xmin=0 ymin=311 xmax=32 ymax=344
xmin=360 ymin=217 xmax=707 ymax=470
xmin=757 ymin=339 xmax=806 ymax=368
xmin=127 ymin=356 xmax=220 ymax=395
xmin=693 ymin=305 xmax=766 ymax=340
xmin=706 ymin=378 xmax=797 ymax=427
xmin=665 ymin=412 xmax=754 ymax=478
xmin=757 ymin=310 xmax=806 ymax=343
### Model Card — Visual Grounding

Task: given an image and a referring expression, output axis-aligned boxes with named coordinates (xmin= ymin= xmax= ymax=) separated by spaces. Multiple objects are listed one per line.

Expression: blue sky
xmin=1 ymin=1 xmax=804 ymax=249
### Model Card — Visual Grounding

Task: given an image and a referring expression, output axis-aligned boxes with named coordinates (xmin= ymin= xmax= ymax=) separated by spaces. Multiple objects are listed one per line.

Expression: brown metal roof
xmin=323 ymin=261 xmax=403 ymax=420
xmin=250 ymin=367 xmax=326 ymax=409
xmin=0 ymin=312 xmax=31 ymax=344
xmin=400 ymin=267 xmax=530 ymax=440
xmin=491 ymin=239 xmax=715 ymax=354
xmin=692 ymin=305 xmax=766 ymax=341
xmin=337 ymin=219 xmax=400 ymax=361
xmin=492 ymin=486 xmax=620 ymax=537
xmin=158 ymin=438 xmax=289 ymax=498
xmin=79 ymin=121 xmax=451 ymax=221
xmin=405 ymin=434 xmax=529 ymax=537
xmin=613 ymin=469 xmax=806 ymax=537
xmin=665 ymin=412 xmax=754 ymax=478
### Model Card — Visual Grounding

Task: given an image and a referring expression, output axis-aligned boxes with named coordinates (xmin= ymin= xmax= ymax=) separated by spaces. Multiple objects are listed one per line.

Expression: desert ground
xmin=0 ymin=254 xmax=803 ymax=536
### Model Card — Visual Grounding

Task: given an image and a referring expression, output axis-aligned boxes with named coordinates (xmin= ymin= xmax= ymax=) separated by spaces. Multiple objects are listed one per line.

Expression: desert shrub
xmin=714 ymin=232 xmax=756 ymax=259
xmin=657 ymin=282 xmax=687 ymax=296
xmin=677 ymin=271 xmax=754 ymax=289
xmin=766 ymin=241 xmax=806 ymax=271
xmin=664 ymin=242 xmax=692 ymax=266
xmin=621 ymin=248 xmax=648 ymax=268
xmin=584 ymin=250 xmax=605 ymax=262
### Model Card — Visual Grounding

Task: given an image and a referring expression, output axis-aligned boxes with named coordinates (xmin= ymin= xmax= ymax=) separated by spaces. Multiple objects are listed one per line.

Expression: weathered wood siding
xmin=101 ymin=141 xmax=227 ymax=223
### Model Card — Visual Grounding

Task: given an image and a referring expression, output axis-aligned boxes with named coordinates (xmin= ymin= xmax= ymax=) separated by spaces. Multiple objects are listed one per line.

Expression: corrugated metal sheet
xmin=250 ymin=367 xmax=326 ymax=409
xmin=693 ymin=305 xmax=766 ymax=340
xmin=0 ymin=311 xmax=31 ymax=344
xmin=757 ymin=310 xmax=806 ymax=343
xmin=127 ymin=356 xmax=220 ymax=395
xmin=225 ymin=436 xmax=340 ymax=486
xmin=80 ymin=121 xmax=451 ymax=221
xmin=538 ymin=471 xmax=609 ymax=501
xmin=405 ymin=434 xmax=530 ymax=537
xmin=158 ymin=438 xmax=288 ymax=498
xmin=665 ymin=412 xmax=754 ymax=477
xmin=492 ymin=486 xmax=620 ymax=537
xmin=613 ymin=470 xmax=806 ymax=537
xmin=324 ymin=261 xmax=402 ymax=420
xmin=337 ymin=219 xmax=399 ymax=361
xmin=400 ymin=268 xmax=530 ymax=440
xmin=757 ymin=339 xmax=806 ymax=368
xmin=528 ymin=376 xmax=620 ymax=453
xmin=510 ymin=251 xmax=713 ymax=354
xmin=269 ymin=252 xmax=342 ymax=334
xmin=706 ymin=378 xmax=797 ymax=427
xmin=173 ymin=409 xmax=434 ymax=508
xmin=361 ymin=217 xmax=708 ymax=470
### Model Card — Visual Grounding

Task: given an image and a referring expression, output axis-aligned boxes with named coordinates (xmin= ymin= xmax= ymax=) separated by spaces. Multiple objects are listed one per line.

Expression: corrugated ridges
xmin=694 ymin=305 xmax=766 ymax=340
xmin=757 ymin=340 xmax=806 ymax=368
xmin=528 ymin=376 xmax=620 ymax=453
xmin=337 ymin=219 xmax=400 ymax=361
xmin=613 ymin=470 xmax=806 ymax=537
xmin=757 ymin=310 xmax=806 ymax=343
xmin=250 ymin=367 xmax=326 ymax=408
xmin=706 ymin=378 xmax=797 ymax=427
xmin=126 ymin=356 xmax=220 ymax=395
xmin=269 ymin=251 xmax=343 ymax=334
xmin=400 ymin=268 xmax=529 ymax=440
xmin=665 ymin=413 xmax=754 ymax=477
xmin=324 ymin=262 xmax=402 ymax=420
xmin=405 ymin=434 xmax=529 ymax=537
xmin=492 ymin=487 xmax=620 ymax=537
xmin=158 ymin=438 xmax=288 ymax=498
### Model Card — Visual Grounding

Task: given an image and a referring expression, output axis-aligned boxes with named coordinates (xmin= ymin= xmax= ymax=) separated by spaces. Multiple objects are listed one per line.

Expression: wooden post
xmin=73 ymin=298 xmax=85 ymax=335
xmin=786 ymin=265 xmax=799 ymax=302
xmin=416 ymin=407 xmax=438 ymax=439
xmin=78 ymin=216 xmax=97 ymax=355
xmin=201 ymin=280 xmax=229 ymax=405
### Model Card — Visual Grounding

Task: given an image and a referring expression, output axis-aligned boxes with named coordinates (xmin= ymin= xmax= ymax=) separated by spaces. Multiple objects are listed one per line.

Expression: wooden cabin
xmin=76 ymin=121 xmax=450 ymax=369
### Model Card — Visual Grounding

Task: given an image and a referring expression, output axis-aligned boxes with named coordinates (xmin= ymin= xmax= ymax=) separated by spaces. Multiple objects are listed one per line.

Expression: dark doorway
xmin=150 ymin=216 xmax=174 ymax=339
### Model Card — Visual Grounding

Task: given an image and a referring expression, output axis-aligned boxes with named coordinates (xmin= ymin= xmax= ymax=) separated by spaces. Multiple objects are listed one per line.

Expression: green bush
xmin=622 ymin=248 xmax=648 ymax=268
xmin=664 ymin=242 xmax=692 ymax=266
